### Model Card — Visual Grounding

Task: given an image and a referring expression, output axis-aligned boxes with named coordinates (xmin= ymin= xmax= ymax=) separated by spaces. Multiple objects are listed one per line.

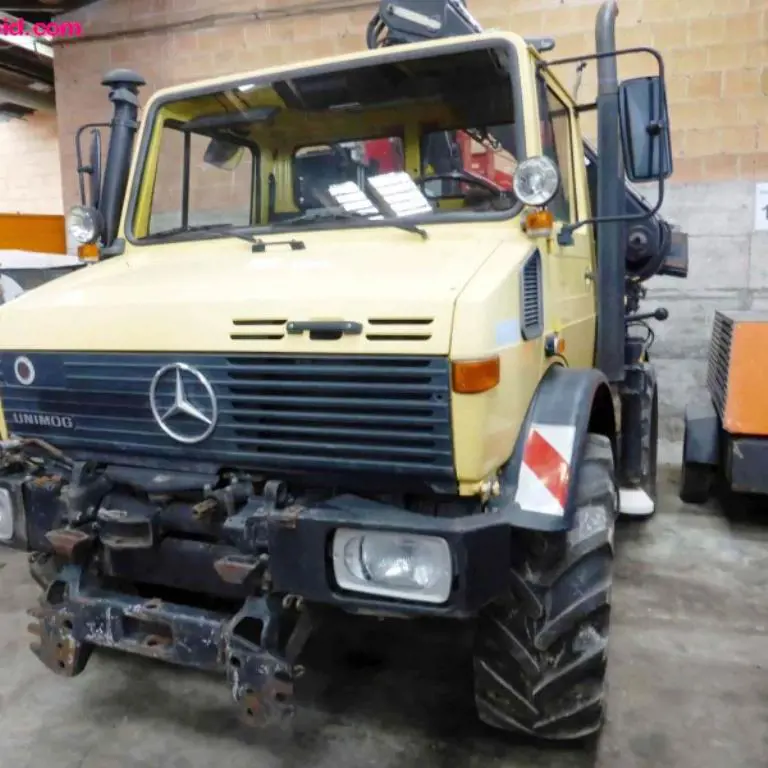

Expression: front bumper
xmin=1 ymin=445 xmax=523 ymax=724
xmin=29 ymin=563 xmax=303 ymax=726
xmin=2 ymin=459 xmax=515 ymax=620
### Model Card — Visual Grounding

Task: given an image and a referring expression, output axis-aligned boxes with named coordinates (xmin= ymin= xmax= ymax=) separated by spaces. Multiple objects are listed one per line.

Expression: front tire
xmin=473 ymin=434 xmax=617 ymax=741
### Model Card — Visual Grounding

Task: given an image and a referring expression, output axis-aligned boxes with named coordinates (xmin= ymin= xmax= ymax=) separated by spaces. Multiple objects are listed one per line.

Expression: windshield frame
xmin=123 ymin=35 xmax=527 ymax=248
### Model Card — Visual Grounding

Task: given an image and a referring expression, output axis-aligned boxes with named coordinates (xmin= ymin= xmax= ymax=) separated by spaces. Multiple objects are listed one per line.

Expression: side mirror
xmin=618 ymin=76 xmax=673 ymax=183
xmin=75 ymin=126 xmax=103 ymax=208
xmin=88 ymin=129 xmax=102 ymax=209
xmin=203 ymin=138 xmax=244 ymax=170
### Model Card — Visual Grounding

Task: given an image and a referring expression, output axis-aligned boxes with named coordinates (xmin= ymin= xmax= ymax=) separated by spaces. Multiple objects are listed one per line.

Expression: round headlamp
xmin=67 ymin=205 xmax=101 ymax=245
xmin=513 ymin=156 xmax=560 ymax=207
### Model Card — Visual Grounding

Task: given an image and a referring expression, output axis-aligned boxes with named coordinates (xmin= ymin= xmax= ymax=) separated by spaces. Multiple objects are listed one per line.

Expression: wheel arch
xmin=492 ymin=364 xmax=617 ymax=533
xmin=587 ymin=378 xmax=618 ymax=456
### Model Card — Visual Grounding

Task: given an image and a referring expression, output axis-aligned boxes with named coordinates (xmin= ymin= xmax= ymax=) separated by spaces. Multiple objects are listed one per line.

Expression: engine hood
xmin=0 ymin=225 xmax=524 ymax=355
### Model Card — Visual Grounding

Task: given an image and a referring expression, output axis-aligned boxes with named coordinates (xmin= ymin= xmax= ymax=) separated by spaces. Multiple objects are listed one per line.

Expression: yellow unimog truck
xmin=0 ymin=0 xmax=687 ymax=743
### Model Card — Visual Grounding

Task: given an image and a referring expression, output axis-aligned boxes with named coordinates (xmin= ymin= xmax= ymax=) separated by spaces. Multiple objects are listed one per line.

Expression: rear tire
xmin=679 ymin=461 xmax=714 ymax=504
xmin=473 ymin=434 xmax=617 ymax=741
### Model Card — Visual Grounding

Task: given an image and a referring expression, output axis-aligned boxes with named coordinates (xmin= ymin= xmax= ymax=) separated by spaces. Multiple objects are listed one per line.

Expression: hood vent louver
xmin=231 ymin=319 xmax=287 ymax=341
xmin=231 ymin=317 xmax=435 ymax=343
xmin=366 ymin=317 xmax=434 ymax=342
xmin=520 ymin=250 xmax=543 ymax=340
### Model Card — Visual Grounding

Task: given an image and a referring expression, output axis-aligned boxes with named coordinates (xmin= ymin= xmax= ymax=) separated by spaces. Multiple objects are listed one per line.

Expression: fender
xmin=682 ymin=395 xmax=720 ymax=467
xmin=488 ymin=364 xmax=617 ymax=532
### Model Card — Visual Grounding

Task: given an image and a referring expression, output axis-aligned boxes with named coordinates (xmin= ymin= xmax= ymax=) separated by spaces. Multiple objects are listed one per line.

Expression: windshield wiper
xmin=146 ymin=222 xmax=258 ymax=243
xmin=284 ymin=208 xmax=428 ymax=239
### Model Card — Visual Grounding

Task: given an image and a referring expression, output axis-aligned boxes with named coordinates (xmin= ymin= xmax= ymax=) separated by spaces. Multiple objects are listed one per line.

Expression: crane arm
xmin=365 ymin=0 xmax=554 ymax=52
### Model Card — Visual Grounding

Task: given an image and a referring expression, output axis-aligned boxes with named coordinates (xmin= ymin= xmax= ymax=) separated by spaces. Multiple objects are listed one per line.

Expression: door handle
xmin=286 ymin=320 xmax=363 ymax=336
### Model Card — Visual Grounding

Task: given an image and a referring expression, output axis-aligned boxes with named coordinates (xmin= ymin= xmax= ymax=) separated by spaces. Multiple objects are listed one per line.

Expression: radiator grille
xmin=706 ymin=311 xmax=733 ymax=418
xmin=0 ymin=353 xmax=454 ymax=478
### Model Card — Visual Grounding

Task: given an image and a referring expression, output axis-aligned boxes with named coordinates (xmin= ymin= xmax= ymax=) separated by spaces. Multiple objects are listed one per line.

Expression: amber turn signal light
xmin=452 ymin=356 xmax=501 ymax=394
xmin=545 ymin=333 xmax=566 ymax=357
xmin=524 ymin=209 xmax=554 ymax=238
xmin=77 ymin=243 xmax=101 ymax=262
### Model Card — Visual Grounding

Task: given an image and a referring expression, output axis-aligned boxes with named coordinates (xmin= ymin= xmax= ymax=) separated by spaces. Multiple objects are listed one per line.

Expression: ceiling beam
xmin=0 ymin=82 xmax=55 ymax=111
xmin=0 ymin=50 xmax=54 ymax=84
xmin=0 ymin=15 xmax=53 ymax=58
xmin=0 ymin=1 xmax=100 ymax=14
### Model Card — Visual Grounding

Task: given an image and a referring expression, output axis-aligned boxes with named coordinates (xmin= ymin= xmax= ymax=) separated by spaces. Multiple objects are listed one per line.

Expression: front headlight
xmin=332 ymin=529 xmax=453 ymax=604
xmin=513 ymin=156 xmax=560 ymax=207
xmin=67 ymin=205 xmax=101 ymax=244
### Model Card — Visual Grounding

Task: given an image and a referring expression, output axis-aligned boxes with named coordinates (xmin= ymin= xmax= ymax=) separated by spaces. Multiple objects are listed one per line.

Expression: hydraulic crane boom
xmin=364 ymin=0 xmax=688 ymax=288
xmin=367 ymin=0 xmax=555 ymax=53
xmin=366 ymin=0 xmax=486 ymax=47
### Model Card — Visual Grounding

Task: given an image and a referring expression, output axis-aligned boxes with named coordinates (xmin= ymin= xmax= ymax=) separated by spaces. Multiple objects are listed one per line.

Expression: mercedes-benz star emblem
xmin=149 ymin=363 xmax=218 ymax=445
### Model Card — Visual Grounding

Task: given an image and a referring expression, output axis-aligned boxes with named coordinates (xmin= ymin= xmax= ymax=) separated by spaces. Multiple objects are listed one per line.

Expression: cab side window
xmin=536 ymin=78 xmax=574 ymax=223
xmin=149 ymin=123 xmax=255 ymax=235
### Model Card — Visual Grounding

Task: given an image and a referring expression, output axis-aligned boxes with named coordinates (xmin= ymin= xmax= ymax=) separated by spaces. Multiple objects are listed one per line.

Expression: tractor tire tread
xmin=473 ymin=433 xmax=617 ymax=742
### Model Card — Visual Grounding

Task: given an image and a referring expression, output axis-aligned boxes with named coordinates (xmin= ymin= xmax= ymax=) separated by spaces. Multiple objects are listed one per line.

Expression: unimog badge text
xmin=8 ymin=412 xmax=75 ymax=429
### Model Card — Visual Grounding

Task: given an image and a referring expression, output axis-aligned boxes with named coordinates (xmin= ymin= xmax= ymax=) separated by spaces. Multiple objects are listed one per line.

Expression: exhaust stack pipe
xmin=99 ymin=69 xmax=145 ymax=248
xmin=594 ymin=0 xmax=625 ymax=383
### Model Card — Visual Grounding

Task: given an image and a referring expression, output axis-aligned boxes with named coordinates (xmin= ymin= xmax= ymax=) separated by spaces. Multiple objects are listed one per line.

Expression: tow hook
xmin=224 ymin=596 xmax=314 ymax=728
xmin=230 ymin=660 xmax=296 ymax=728
xmin=26 ymin=564 xmax=316 ymax=727
xmin=27 ymin=578 xmax=93 ymax=677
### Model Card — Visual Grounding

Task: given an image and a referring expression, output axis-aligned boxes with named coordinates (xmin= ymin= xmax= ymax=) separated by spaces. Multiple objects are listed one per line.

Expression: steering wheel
xmin=413 ymin=170 xmax=507 ymax=196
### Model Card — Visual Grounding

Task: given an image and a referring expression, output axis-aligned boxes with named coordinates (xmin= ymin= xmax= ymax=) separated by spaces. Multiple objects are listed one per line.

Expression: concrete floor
xmin=1 ymin=464 xmax=768 ymax=768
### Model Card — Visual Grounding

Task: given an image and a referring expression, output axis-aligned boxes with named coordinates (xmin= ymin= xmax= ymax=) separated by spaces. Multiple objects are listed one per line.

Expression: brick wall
xmin=52 ymin=0 xmax=768 ymax=210
xmin=0 ymin=111 xmax=63 ymax=215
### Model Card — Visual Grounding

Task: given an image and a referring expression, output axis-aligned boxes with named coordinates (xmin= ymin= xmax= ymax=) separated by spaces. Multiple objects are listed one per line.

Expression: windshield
xmin=129 ymin=41 xmax=524 ymax=244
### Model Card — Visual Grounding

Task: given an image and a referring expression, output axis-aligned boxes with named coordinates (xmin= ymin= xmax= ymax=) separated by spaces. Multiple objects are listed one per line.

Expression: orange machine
xmin=0 ymin=213 xmax=67 ymax=254
xmin=680 ymin=310 xmax=768 ymax=501
xmin=0 ymin=213 xmax=80 ymax=303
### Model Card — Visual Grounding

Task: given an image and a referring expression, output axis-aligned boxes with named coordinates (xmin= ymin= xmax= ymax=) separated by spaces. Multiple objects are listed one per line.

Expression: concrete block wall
xmin=0 ymin=111 xmax=63 ymax=215
xmin=642 ymin=181 xmax=765 ymax=440
xmin=43 ymin=0 xmax=768 ymax=440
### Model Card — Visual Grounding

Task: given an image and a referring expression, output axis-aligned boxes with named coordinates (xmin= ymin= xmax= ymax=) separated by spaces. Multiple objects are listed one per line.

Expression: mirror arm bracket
xmin=101 ymin=238 xmax=126 ymax=258
xmin=74 ymin=121 xmax=110 ymax=206
xmin=557 ymin=171 xmax=667 ymax=247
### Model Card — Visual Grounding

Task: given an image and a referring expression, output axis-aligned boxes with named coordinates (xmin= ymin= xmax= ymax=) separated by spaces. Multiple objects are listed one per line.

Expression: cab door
xmin=536 ymin=73 xmax=596 ymax=370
